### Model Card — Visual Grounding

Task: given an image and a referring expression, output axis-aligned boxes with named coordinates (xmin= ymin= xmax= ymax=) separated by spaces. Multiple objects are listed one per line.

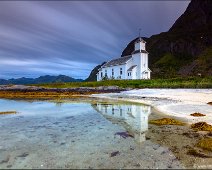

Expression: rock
xmin=110 ymin=151 xmax=120 ymax=157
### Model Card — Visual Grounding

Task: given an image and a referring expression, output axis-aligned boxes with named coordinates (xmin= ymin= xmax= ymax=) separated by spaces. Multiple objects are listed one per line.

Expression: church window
xmin=105 ymin=70 xmax=107 ymax=76
xmin=112 ymin=69 xmax=114 ymax=76
xmin=101 ymin=72 xmax=103 ymax=77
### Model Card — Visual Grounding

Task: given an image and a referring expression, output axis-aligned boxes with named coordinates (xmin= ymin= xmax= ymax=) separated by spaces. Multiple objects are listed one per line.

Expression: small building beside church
xmin=97 ymin=37 xmax=151 ymax=81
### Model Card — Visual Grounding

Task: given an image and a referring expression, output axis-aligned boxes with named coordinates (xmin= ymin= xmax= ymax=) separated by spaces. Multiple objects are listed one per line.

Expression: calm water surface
xmin=0 ymin=99 xmax=183 ymax=169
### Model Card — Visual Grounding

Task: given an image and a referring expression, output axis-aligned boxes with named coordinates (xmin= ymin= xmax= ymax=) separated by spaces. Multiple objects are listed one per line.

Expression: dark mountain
xmin=121 ymin=0 xmax=212 ymax=78
xmin=85 ymin=62 xmax=106 ymax=81
xmin=87 ymin=0 xmax=212 ymax=81
xmin=0 ymin=75 xmax=83 ymax=85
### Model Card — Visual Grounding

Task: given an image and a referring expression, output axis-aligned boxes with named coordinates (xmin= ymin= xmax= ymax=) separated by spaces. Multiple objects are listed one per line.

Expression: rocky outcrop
xmin=85 ymin=62 xmax=106 ymax=82
xmin=0 ymin=85 xmax=125 ymax=93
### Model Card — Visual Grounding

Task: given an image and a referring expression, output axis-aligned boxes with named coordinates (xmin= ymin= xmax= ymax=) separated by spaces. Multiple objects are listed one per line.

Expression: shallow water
xmin=0 ymin=99 xmax=183 ymax=169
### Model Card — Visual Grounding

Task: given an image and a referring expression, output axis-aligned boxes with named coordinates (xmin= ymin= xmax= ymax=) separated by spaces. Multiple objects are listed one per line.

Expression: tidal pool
xmin=0 ymin=98 xmax=184 ymax=169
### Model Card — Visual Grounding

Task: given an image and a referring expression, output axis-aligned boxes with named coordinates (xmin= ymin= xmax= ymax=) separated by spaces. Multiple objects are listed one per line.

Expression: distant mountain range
xmin=0 ymin=75 xmax=83 ymax=85
xmin=87 ymin=0 xmax=212 ymax=80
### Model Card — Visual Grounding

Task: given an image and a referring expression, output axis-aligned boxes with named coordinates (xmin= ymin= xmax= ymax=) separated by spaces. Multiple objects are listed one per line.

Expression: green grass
xmin=34 ymin=77 xmax=212 ymax=89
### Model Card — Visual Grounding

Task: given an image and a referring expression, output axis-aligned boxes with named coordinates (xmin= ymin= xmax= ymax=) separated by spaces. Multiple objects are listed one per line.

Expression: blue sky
xmin=0 ymin=1 xmax=190 ymax=79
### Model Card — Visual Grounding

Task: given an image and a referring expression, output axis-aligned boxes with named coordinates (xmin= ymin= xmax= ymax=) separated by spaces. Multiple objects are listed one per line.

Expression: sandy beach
xmin=92 ymin=88 xmax=212 ymax=124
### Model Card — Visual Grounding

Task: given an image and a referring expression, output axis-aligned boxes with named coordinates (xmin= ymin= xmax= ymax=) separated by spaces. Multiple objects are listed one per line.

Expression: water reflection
xmin=0 ymin=99 xmax=184 ymax=169
xmin=92 ymin=102 xmax=151 ymax=143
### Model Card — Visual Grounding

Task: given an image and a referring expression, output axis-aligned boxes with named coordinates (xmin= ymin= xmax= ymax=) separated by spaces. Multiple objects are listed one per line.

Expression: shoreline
xmin=0 ymin=85 xmax=211 ymax=125
xmin=0 ymin=85 xmax=125 ymax=99
xmin=91 ymin=88 xmax=212 ymax=125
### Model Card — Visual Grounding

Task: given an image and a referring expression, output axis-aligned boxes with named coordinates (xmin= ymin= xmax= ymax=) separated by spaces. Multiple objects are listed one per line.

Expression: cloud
xmin=0 ymin=1 xmax=190 ymax=79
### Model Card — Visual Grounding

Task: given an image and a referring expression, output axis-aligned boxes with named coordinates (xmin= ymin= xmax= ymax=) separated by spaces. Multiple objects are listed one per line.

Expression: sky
xmin=0 ymin=1 xmax=190 ymax=80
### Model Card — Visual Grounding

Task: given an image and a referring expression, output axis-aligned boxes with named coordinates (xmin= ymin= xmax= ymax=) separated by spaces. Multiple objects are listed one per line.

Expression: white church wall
xmin=132 ymin=53 xmax=141 ymax=79
xmin=100 ymin=64 xmax=127 ymax=80
xmin=148 ymin=71 xmax=151 ymax=79
xmin=131 ymin=68 xmax=137 ymax=79
xmin=125 ymin=58 xmax=133 ymax=79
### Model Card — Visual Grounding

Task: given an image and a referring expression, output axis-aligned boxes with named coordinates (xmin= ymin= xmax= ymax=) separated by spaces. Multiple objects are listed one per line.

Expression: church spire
xmin=139 ymin=28 xmax=141 ymax=38
xmin=134 ymin=29 xmax=146 ymax=52
xmin=135 ymin=28 xmax=145 ymax=44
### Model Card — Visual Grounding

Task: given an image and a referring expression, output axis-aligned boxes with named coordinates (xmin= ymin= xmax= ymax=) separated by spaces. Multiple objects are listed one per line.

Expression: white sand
xmin=92 ymin=89 xmax=212 ymax=124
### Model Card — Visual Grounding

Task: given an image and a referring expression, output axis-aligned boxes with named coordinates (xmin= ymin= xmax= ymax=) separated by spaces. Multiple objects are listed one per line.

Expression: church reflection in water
xmin=92 ymin=102 xmax=151 ymax=143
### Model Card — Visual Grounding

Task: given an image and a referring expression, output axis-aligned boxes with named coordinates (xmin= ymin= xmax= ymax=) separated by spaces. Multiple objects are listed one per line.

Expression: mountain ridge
xmin=0 ymin=75 xmax=83 ymax=85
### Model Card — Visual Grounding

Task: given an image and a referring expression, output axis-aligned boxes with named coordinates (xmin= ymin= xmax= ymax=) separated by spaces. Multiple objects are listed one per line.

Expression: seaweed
xmin=0 ymin=111 xmax=17 ymax=115
xmin=207 ymin=132 xmax=212 ymax=137
xmin=187 ymin=149 xmax=211 ymax=158
xmin=149 ymin=118 xmax=185 ymax=126
xmin=207 ymin=102 xmax=212 ymax=105
xmin=190 ymin=112 xmax=206 ymax=117
xmin=0 ymin=91 xmax=98 ymax=100
xmin=182 ymin=132 xmax=200 ymax=138
xmin=196 ymin=138 xmax=212 ymax=152
xmin=191 ymin=122 xmax=212 ymax=131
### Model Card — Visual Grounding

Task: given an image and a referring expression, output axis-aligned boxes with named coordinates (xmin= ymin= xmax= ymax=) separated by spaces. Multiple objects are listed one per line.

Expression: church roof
xmin=131 ymin=49 xmax=148 ymax=54
xmin=127 ymin=65 xmax=137 ymax=71
xmin=134 ymin=37 xmax=146 ymax=43
xmin=142 ymin=68 xmax=152 ymax=73
xmin=102 ymin=55 xmax=132 ymax=68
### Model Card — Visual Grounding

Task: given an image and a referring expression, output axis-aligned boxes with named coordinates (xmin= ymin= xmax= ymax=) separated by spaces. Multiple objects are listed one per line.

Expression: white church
xmin=97 ymin=37 xmax=151 ymax=81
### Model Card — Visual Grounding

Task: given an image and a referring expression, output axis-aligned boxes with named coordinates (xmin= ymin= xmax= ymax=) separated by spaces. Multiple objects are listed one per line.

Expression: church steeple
xmin=134 ymin=30 xmax=146 ymax=52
